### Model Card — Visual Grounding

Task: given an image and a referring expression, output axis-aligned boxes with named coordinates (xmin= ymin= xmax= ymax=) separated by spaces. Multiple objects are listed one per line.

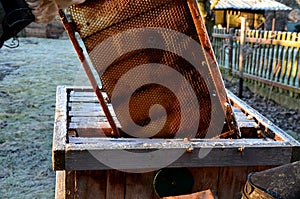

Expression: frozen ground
xmin=0 ymin=37 xmax=299 ymax=198
xmin=0 ymin=37 xmax=90 ymax=199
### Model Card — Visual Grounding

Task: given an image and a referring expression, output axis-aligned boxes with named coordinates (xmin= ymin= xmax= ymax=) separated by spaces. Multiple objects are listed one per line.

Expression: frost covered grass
xmin=0 ymin=37 xmax=90 ymax=198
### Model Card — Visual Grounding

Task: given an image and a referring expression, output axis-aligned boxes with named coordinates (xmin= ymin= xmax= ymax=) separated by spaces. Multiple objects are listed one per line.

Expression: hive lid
xmin=64 ymin=0 xmax=240 ymax=138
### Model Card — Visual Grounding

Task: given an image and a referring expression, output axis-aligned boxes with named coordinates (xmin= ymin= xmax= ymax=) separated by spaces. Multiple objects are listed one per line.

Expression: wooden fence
xmin=212 ymin=28 xmax=300 ymax=100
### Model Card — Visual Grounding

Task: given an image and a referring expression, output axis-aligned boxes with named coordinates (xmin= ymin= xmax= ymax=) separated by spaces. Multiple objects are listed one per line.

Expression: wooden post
xmin=227 ymin=10 xmax=231 ymax=33
xmin=271 ymin=11 xmax=276 ymax=32
xmin=238 ymin=17 xmax=246 ymax=98
xmin=272 ymin=18 xmax=276 ymax=32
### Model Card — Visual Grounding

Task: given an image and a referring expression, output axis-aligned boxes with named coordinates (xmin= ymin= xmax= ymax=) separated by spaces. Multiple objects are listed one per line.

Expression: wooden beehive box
xmin=53 ymin=86 xmax=299 ymax=199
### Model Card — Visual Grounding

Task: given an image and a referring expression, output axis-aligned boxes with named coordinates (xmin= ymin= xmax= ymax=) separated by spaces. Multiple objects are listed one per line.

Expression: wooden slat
xmin=69 ymin=122 xmax=114 ymax=129
xmin=52 ymin=86 xmax=68 ymax=170
xmin=189 ymin=167 xmax=219 ymax=193
xmin=62 ymin=138 xmax=293 ymax=170
xmin=75 ymin=170 xmax=106 ymax=198
xmin=55 ymin=171 xmax=66 ymax=199
xmin=125 ymin=172 xmax=155 ymax=199
xmin=217 ymin=166 xmax=249 ymax=199
xmin=106 ymin=170 xmax=125 ymax=199
xmin=65 ymin=171 xmax=76 ymax=198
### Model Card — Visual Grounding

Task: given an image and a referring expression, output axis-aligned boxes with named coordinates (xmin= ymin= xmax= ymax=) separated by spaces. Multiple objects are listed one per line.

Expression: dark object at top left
xmin=0 ymin=0 xmax=35 ymax=48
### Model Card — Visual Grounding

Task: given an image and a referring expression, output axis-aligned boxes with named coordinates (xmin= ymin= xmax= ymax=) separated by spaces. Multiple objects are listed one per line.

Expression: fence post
xmin=238 ymin=17 xmax=246 ymax=98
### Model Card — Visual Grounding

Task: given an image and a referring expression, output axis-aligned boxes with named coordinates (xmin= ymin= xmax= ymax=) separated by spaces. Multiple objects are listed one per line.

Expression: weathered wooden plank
xmin=207 ymin=165 xmax=268 ymax=199
xmin=65 ymin=171 xmax=76 ymax=198
xmin=55 ymin=171 xmax=66 ymax=199
xmin=68 ymin=102 xmax=108 ymax=111
xmin=69 ymin=111 xmax=111 ymax=117
xmin=69 ymin=90 xmax=101 ymax=97
xmin=68 ymin=105 xmax=253 ymax=137
xmin=69 ymin=122 xmax=112 ymax=129
xmin=75 ymin=170 xmax=106 ymax=198
xmin=69 ymin=96 xmax=102 ymax=103
xmin=106 ymin=170 xmax=125 ymax=199
xmin=69 ymin=127 xmax=112 ymax=138
xmin=52 ymin=86 xmax=68 ymax=170
xmin=67 ymin=136 xmax=291 ymax=146
xmin=125 ymin=172 xmax=155 ymax=199
xmin=63 ymin=141 xmax=293 ymax=170
xmin=217 ymin=166 xmax=249 ymax=199
xmin=189 ymin=167 xmax=219 ymax=193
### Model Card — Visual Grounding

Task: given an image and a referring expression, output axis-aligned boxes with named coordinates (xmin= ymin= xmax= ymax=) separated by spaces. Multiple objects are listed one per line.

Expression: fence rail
xmin=212 ymin=28 xmax=300 ymax=98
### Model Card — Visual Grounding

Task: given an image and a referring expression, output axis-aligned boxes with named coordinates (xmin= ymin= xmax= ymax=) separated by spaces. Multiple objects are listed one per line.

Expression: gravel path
xmin=0 ymin=37 xmax=299 ymax=198
xmin=224 ymin=79 xmax=299 ymax=139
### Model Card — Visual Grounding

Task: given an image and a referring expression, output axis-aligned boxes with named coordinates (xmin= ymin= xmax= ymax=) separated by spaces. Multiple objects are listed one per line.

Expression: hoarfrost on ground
xmin=0 ymin=37 xmax=90 ymax=198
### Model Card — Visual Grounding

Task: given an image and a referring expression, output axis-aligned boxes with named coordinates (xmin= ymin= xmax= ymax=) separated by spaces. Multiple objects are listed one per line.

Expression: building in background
xmin=210 ymin=0 xmax=292 ymax=31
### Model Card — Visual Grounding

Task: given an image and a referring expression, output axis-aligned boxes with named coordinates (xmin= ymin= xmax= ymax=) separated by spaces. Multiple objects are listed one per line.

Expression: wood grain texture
xmin=65 ymin=171 xmax=76 ymax=198
xmin=125 ymin=172 xmax=155 ymax=199
xmin=189 ymin=167 xmax=219 ymax=193
xmin=55 ymin=171 xmax=66 ymax=199
xmin=63 ymin=142 xmax=292 ymax=170
xmin=217 ymin=166 xmax=249 ymax=199
xmin=52 ymin=86 xmax=68 ymax=170
xmin=55 ymin=167 xmax=277 ymax=199
xmin=75 ymin=170 xmax=106 ymax=199
xmin=106 ymin=170 xmax=125 ymax=199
